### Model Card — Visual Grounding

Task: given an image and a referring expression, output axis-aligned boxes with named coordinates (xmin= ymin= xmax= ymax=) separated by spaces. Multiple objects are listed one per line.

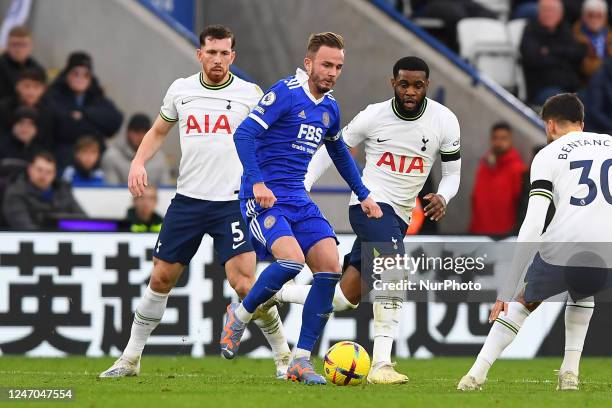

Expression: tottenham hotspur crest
xmin=322 ymin=112 xmax=330 ymax=127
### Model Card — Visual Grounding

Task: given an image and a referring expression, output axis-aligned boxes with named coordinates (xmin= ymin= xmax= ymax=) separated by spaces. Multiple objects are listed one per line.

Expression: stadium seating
xmin=507 ymin=18 xmax=528 ymax=100
xmin=457 ymin=18 xmax=517 ymax=90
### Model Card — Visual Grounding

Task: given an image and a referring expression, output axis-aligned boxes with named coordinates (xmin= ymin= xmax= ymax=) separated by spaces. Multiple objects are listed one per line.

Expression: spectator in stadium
xmin=2 ymin=151 xmax=85 ymax=230
xmin=573 ymin=0 xmax=612 ymax=81
xmin=0 ymin=107 xmax=44 ymax=163
xmin=125 ymin=186 xmax=163 ymax=233
xmin=48 ymin=51 xmax=123 ymax=168
xmin=0 ymin=67 xmax=54 ymax=148
xmin=101 ymin=113 xmax=170 ymax=186
xmin=469 ymin=122 xmax=527 ymax=235
xmin=0 ymin=26 xmax=45 ymax=100
xmin=521 ymin=0 xmax=587 ymax=105
xmin=582 ymin=57 xmax=612 ymax=133
xmin=411 ymin=0 xmax=497 ymax=51
xmin=62 ymin=136 xmax=105 ymax=186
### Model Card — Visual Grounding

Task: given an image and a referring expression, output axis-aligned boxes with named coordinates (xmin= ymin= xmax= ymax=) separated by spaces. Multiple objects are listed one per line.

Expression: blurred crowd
xmin=1 ymin=2 xmax=609 ymax=235
xmin=388 ymin=0 xmax=611 ymax=131
xmin=0 ymin=26 xmax=169 ymax=231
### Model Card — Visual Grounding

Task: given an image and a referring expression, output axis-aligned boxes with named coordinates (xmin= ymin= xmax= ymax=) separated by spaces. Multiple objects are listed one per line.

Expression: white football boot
xmin=366 ymin=362 xmax=409 ymax=384
xmin=457 ymin=374 xmax=484 ymax=391
xmin=99 ymin=356 xmax=141 ymax=378
xmin=557 ymin=371 xmax=579 ymax=391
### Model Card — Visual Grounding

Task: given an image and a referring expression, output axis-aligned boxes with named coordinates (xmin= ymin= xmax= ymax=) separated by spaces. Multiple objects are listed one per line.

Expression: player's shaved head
xmin=393 ymin=56 xmax=429 ymax=79
xmin=391 ymin=57 xmax=430 ymax=114
xmin=307 ymin=32 xmax=344 ymax=57
xmin=541 ymin=93 xmax=585 ymax=124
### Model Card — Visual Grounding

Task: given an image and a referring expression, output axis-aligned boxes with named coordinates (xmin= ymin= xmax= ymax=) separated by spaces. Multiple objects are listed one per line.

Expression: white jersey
xmin=160 ymin=72 xmax=262 ymax=201
xmin=530 ymin=131 xmax=612 ymax=263
xmin=343 ymin=97 xmax=461 ymax=223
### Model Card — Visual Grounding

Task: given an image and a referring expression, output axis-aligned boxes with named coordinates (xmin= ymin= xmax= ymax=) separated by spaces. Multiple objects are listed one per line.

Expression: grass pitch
xmin=1 ymin=357 xmax=612 ymax=407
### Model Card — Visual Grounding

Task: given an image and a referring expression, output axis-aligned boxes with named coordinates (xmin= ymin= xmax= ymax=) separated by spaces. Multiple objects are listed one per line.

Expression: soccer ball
xmin=323 ymin=341 xmax=370 ymax=386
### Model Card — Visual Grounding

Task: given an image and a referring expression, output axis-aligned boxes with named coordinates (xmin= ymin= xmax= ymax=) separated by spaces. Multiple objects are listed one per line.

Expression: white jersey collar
xmin=295 ymin=68 xmax=332 ymax=105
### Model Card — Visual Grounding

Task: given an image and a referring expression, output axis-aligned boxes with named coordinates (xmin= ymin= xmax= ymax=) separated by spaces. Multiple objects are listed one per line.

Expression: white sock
xmin=253 ymin=305 xmax=291 ymax=357
xmin=278 ymin=284 xmax=310 ymax=304
xmin=294 ymin=347 xmax=311 ymax=360
xmin=560 ymin=297 xmax=594 ymax=375
xmin=467 ymin=302 xmax=530 ymax=383
xmin=235 ymin=303 xmax=253 ymax=323
xmin=372 ymin=299 xmax=402 ymax=365
xmin=123 ymin=285 xmax=169 ymax=362
xmin=279 ymin=284 xmax=358 ymax=312
xmin=333 ymin=284 xmax=359 ymax=311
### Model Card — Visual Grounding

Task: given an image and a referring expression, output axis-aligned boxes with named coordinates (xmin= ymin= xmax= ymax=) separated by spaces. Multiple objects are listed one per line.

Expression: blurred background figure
xmin=0 ymin=106 xmax=43 ymax=163
xmin=2 ymin=151 xmax=85 ymax=230
xmin=62 ymin=135 xmax=105 ymax=186
xmin=0 ymin=26 xmax=44 ymax=99
xmin=521 ymin=0 xmax=586 ymax=105
xmin=469 ymin=122 xmax=527 ymax=235
xmin=0 ymin=66 xmax=54 ymax=148
xmin=101 ymin=113 xmax=170 ymax=186
xmin=47 ymin=51 xmax=123 ymax=169
xmin=125 ymin=186 xmax=163 ymax=233
xmin=582 ymin=56 xmax=612 ymax=133
xmin=411 ymin=0 xmax=497 ymax=51
xmin=573 ymin=0 xmax=612 ymax=82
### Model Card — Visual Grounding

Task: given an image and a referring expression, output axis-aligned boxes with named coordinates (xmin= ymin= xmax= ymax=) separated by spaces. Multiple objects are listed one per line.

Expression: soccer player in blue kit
xmin=220 ymin=32 xmax=382 ymax=384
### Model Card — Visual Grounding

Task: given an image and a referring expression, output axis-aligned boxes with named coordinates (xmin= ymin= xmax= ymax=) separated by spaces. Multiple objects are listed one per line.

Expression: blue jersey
xmin=238 ymin=69 xmax=340 ymax=199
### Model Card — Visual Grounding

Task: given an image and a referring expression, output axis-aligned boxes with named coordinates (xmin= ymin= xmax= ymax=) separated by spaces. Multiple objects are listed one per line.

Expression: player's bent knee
xmin=150 ymin=258 xmax=184 ymax=293
xmin=270 ymin=236 xmax=305 ymax=264
xmin=340 ymin=267 xmax=362 ymax=304
xmin=517 ymin=294 xmax=541 ymax=312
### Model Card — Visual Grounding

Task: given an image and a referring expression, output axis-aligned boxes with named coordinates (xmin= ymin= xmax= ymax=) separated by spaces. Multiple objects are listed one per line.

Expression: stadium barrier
xmin=3 ymin=233 xmax=610 ymax=358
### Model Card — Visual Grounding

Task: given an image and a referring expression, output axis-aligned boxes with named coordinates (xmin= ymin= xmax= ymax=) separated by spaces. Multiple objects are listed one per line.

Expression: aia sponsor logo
xmin=185 ymin=114 xmax=232 ymax=135
xmin=376 ymin=152 xmax=424 ymax=173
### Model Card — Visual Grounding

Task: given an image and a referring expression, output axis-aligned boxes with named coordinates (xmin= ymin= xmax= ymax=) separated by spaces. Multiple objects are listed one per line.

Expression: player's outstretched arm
xmin=491 ymin=193 xmax=550 ymax=322
xmin=128 ymin=116 xmax=174 ymax=197
xmin=324 ymin=136 xmax=381 ymax=218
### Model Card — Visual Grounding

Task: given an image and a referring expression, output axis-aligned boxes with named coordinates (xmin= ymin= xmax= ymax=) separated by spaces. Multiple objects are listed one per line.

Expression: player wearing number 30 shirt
xmin=459 ymin=93 xmax=612 ymax=392
xmin=99 ymin=25 xmax=291 ymax=380
xmin=276 ymin=57 xmax=462 ymax=384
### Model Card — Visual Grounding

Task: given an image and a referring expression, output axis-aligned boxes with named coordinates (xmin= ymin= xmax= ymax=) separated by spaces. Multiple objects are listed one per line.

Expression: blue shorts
xmin=240 ymin=196 xmax=336 ymax=260
xmin=347 ymin=203 xmax=409 ymax=282
xmin=524 ymin=252 xmax=612 ymax=302
xmin=154 ymin=194 xmax=253 ymax=265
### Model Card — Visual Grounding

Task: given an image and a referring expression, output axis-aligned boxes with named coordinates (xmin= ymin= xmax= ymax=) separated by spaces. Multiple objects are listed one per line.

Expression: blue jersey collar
xmin=295 ymin=68 xmax=332 ymax=105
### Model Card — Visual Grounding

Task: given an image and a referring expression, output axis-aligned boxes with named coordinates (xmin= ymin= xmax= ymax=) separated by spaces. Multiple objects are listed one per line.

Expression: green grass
xmin=1 ymin=357 xmax=612 ymax=407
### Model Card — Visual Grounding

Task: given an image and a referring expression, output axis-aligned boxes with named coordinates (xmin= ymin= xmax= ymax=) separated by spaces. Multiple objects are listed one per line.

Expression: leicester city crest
xmin=322 ymin=112 xmax=330 ymax=127
xmin=264 ymin=215 xmax=276 ymax=229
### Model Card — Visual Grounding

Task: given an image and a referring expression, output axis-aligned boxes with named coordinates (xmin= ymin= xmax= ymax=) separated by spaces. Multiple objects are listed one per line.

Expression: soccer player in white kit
xmin=458 ymin=93 xmax=612 ymax=391
xmin=99 ymin=25 xmax=291 ymax=379
xmin=276 ymin=57 xmax=462 ymax=384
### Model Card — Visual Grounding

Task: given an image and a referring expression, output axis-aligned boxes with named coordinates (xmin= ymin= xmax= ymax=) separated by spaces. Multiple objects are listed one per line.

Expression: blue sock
xmin=242 ymin=259 xmax=303 ymax=313
xmin=297 ymin=272 xmax=340 ymax=352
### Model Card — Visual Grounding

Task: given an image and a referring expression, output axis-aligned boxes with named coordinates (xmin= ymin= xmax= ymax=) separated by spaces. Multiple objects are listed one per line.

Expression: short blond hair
xmin=307 ymin=32 xmax=344 ymax=56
